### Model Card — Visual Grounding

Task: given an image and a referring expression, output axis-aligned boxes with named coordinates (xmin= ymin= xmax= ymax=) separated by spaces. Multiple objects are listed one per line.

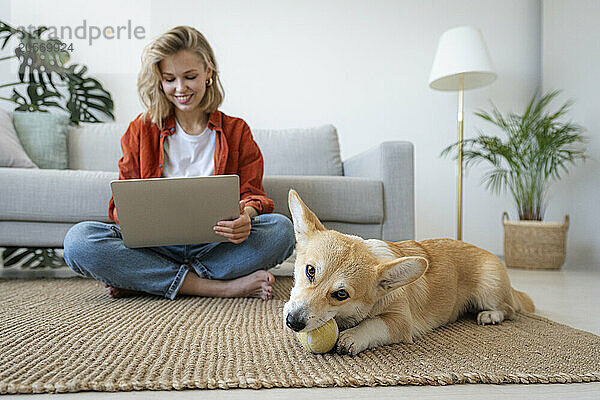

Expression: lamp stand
xmin=457 ymin=76 xmax=464 ymax=241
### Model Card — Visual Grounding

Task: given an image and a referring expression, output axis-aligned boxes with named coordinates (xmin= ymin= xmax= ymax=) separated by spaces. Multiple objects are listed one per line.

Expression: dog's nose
xmin=286 ymin=312 xmax=306 ymax=332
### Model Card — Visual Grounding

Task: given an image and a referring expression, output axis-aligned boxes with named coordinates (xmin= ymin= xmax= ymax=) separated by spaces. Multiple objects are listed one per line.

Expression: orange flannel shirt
xmin=108 ymin=110 xmax=274 ymax=224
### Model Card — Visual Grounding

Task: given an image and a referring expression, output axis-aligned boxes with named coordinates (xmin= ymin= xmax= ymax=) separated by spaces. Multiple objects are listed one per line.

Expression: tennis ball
xmin=297 ymin=318 xmax=339 ymax=354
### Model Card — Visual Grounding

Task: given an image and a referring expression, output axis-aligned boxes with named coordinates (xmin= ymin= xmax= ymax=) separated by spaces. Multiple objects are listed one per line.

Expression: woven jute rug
xmin=1 ymin=277 xmax=599 ymax=394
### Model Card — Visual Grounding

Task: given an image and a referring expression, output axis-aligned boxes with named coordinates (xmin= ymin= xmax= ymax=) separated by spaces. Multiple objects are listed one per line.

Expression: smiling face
xmin=159 ymin=50 xmax=211 ymax=115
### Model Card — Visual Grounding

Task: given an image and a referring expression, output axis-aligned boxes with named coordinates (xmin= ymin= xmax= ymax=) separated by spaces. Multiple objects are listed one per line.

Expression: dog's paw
xmin=477 ymin=310 xmax=504 ymax=325
xmin=336 ymin=326 xmax=369 ymax=355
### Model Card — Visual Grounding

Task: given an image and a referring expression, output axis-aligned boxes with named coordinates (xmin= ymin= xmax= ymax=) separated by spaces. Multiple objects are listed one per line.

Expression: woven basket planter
xmin=502 ymin=212 xmax=569 ymax=269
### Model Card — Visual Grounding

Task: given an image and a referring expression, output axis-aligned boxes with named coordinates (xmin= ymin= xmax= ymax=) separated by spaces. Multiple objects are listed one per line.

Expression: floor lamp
xmin=428 ymin=26 xmax=496 ymax=241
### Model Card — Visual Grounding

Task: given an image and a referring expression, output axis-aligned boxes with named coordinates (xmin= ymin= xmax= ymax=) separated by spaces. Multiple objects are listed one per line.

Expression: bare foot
xmin=224 ymin=270 xmax=275 ymax=300
xmin=103 ymin=283 xmax=144 ymax=298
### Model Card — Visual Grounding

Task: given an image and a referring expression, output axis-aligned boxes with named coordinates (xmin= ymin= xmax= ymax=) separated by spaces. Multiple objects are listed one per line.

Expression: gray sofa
xmin=0 ymin=123 xmax=414 ymax=249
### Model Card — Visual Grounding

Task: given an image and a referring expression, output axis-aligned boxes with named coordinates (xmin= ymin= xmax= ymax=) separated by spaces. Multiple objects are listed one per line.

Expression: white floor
xmin=3 ymin=263 xmax=600 ymax=400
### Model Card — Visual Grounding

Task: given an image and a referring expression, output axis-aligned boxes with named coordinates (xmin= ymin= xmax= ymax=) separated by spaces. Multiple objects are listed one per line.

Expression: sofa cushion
xmin=13 ymin=111 xmax=70 ymax=169
xmin=263 ymin=176 xmax=383 ymax=224
xmin=0 ymin=168 xmax=117 ymax=223
xmin=68 ymin=122 xmax=128 ymax=172
xmin=253 ymin=125 xmax=343 ymax=176
xmin=0 ymin=108 xmax=38 ymax=168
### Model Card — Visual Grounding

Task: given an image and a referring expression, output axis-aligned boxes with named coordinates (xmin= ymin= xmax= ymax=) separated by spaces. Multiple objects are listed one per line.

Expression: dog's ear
xmin=374 ymin=256 xmax=428 ymax=295
xmin=288 ymin=189 xmax=326 ymax=244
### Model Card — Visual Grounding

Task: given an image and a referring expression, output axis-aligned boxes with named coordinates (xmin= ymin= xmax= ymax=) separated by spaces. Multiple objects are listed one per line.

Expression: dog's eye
xmin=305 ymin=264 xmax=315 ymax=282
xmin=332 ymin=289 xmax=349 ymax=301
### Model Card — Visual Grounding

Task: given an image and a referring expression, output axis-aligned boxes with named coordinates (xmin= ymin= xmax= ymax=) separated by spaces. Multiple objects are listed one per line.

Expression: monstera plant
xmin=0 ymin=20 xmax=114 ymax=268
xmin=0 ymin=21 xmax=114 ymax=122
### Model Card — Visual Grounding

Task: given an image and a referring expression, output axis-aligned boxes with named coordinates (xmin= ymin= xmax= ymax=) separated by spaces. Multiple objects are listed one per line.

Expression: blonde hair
xmin=137 ymin=26 xmax=224 ymax=128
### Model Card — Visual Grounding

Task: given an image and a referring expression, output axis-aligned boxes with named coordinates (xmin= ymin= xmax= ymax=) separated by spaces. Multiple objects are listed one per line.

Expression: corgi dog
xmin=283 ymin=189 xmax=535 ymax=355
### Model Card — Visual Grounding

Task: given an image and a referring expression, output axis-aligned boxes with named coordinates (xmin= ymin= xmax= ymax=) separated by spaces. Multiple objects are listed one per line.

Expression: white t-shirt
xmin=161 ymin=119 xmax=216 ymax=178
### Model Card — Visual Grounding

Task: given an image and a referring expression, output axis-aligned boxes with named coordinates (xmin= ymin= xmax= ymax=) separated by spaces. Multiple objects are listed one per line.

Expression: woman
xmin=63 ymin=26 xmax=295 ymax=300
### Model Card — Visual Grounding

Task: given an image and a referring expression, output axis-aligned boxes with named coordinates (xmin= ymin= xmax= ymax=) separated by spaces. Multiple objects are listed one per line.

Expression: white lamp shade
xmin=429 ymin=26 xmax=496 ymax=91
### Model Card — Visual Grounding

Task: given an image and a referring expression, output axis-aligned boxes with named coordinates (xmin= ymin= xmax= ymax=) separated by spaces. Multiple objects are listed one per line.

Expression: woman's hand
xmin=213 ymin=200 xmax=256 ymax=244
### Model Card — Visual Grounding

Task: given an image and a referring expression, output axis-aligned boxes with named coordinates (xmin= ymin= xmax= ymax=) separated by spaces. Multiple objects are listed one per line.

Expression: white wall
xmin=5 ymin=1 xmax=578 ymax=262
xmin=542 ymin=0 xmax=600 ymax=267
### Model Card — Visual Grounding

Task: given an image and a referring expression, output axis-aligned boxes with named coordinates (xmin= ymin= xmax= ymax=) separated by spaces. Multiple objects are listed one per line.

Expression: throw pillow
xmin=0 ymin=108 xmax=38 ymax=168
xmin=12 ymin=110 xmax=70 ymax=169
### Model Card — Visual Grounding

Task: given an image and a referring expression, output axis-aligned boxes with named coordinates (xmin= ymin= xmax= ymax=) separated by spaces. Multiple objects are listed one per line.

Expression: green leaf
xmin=11 ymin=85 xmax=64 ymax=112
xmin=2 ymin=247 xmax=34 ymax=267
xmin=1 ymin=246 xmax=21 ymax=259
xmin=0 ymin=21 xmax=18 ymax=50
xmin=2 ymin=247 xmax=66 ymax=269
xmin=62 ymin=64 xmax=115 ymax=124
xmin=14 ymin=30 xmax=69 ymax=92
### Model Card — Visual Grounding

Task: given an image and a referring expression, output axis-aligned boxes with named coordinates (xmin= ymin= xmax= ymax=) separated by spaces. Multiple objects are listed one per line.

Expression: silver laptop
xmin=110 ymin=175 xmax=240 ymax=248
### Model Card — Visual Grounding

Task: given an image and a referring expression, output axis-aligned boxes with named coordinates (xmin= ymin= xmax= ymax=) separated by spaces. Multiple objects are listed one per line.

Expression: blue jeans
xmin=63 ymin=213 xmax=295 ymax=300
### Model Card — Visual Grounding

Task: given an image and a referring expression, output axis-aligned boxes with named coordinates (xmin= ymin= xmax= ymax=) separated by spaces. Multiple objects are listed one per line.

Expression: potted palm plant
xmin=442 ymin=89 xmax=587 ymax=269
